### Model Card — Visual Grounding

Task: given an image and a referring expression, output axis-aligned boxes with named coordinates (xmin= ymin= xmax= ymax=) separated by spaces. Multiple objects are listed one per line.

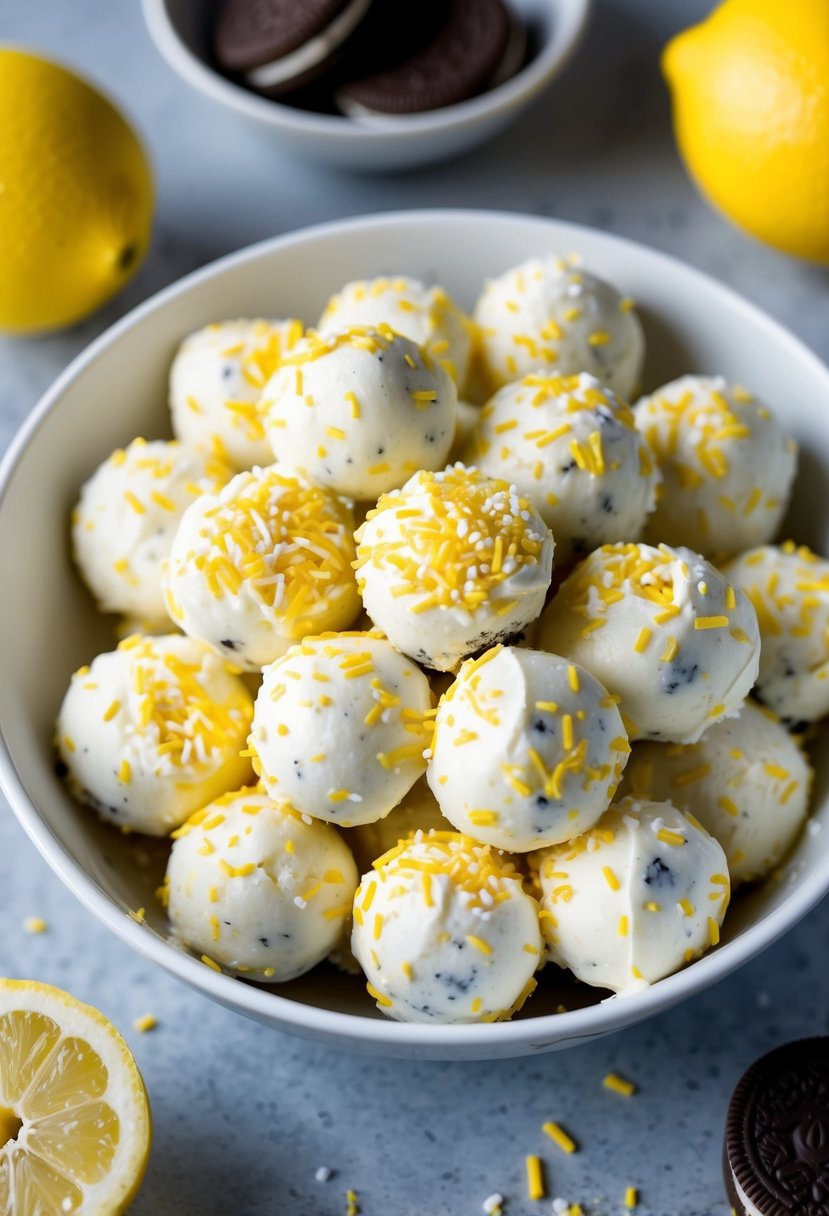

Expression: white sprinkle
xmin=293 ymin=896 xmax=307 ymax=909
xmin=483 ymin=1194 xmax=503 ymax=1215
xmin=552 ymin=1200 xmax=570 ymax=1215
xmin=315 ymin=1166 xmax=332 ymax=1183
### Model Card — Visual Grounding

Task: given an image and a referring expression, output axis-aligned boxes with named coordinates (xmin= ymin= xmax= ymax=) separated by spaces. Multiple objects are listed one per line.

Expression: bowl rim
xmin=2 ymin=207 xmax=829 ymax=1052
xmin=141 ymin=0 xmax=593 ymax=140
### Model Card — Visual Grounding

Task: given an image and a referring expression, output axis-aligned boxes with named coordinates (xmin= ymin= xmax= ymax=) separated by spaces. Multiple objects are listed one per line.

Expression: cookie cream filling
xmin=247 ymin=0 xmax=373 ymax=89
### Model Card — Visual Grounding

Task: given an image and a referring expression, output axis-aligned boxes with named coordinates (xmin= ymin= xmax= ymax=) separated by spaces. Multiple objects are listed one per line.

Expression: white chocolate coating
xmin=163 ymin=464 xmax=360 ymax=672
xmin=537 ymin=542 xmax=760 ymax=743
xmin=635 ymin=376 xmax=797 ymax=557
xmin=71 ymin=438 xmax=230 ymax=622
xmin=166 ymin=786 xmax=358 ymax=981
xmin=428 ymin=646 xmax=629 ymax=851
xmin=260 ymin=325 xmax=457 ymax=500
xmin=345 ymin=775 xmax=451 ymax=875
xmin=170 ymin=318 xmax=304 ymax=470
xmin=620 ymin=700 xmax=812 ymax=885
xmin=318 ymin=276 xmax=472 ymax=387
xmin=251 ymin=632 xmax=434 ymax=826
xmin=535 ymin=797 xmax=730 ymax=993
xmin=723 ymin=543 xmax=829 ymax=726
xmin=351 ymin=831 xmax=542 ymax=1023
xmin=473 ymin=255 xmax=644 ymax=398
xmin=355 ymin=464 xmax=554 ymax=672
xmin=56 ymin=635 xmax=253 ymax=836
xmin=465 ymin=372 xmax=660 ymax=562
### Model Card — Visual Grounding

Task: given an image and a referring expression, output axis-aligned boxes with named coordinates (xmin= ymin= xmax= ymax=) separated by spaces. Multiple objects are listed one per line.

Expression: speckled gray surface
xmin=1 ymin=1 xmax=829 ymax=1212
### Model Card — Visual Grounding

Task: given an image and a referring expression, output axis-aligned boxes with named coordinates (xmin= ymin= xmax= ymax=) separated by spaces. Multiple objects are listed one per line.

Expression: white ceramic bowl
xmin=142 ymin=0 xmax=591 ymax=171
xmin=2 ymin=210 xmax=828 ymax=1060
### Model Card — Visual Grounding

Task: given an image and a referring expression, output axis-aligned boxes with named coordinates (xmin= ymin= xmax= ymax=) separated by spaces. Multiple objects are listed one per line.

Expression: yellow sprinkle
xmin=588 ymin=330 xmax=611 ymax=346
xmin=326 ymin=426 xmax=346 ymax=440
xmin=764 ymin=762 xmax=789 ymax=780
xmin=694 ymin=615 xmax=729 ymax=630
xmin=634 ymin=627 xmax=652 ymax=654
xmin=644 ymin=901 xmax=661 ymax=913
xmin=366 ymin=982 xmax=393 ymax=1008
xmin=602 ymin=866 xmax=621 ymax=892
xmin=526 ymin=1155 xmax=545 ymax=1201
xmin=102 ymin=699 xmax=121 ymax=722
xmin=133 ymin=1013 xmax=157 ymax=1033
xmin=657 ymin=828 xmax=686 ymax=847
xmin=542 ymin=1121 xmax=577 ymax=1154
xmin=660 ymin=637 xmax=679 ymax=663
xmin=401 ymin=961 xmax=414 ymax=980
xmin=23 ymin=917 xmax=47 ymax=934
xmin=624 ymin=1185 xmax=638 ymax=1209
xmin=123 ymin=490 xmax=146 ymax=515
xmin=466 ymin=934 xmax=493 ymax=957
xmin=618 ymin=914 xmax=629 ymax=937
xmin=471 ymin=996 xmax=483 ymax=1014
xmin=562 ymin=713 xmax=574 ymax=750
xmin=535 ymin=701 xmax=558 ymax=713
xmin=708 ymin=917 xmax=720 ymax=946
xmin=603 ymin=1072 xmax=636 ymax=1097
xmin=567 ymin=664 xmax=580 ymax=692
xmin=118 ymin=758 xmax=132 ymax=784
xmin=679 ymin=899 xmax=695 ymax=917
xmin=201 ymin=954 xmax=222 ymax=972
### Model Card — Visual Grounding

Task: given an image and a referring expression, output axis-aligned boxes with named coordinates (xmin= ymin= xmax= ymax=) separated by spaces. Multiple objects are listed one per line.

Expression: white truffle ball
xmin=318 ymin=276 xmax=472 ymax=387
xmin=621 ymin=700 xmax=812 ymax=884
xmin=723 ymin=543 xmax=829 ymax=726
xmin=71 ymin=438 xmax=230 ymax=623
xmin=465 ymin=372 xmax=660 ymax=561
xmin=166 ymin=786 xmax=358 ymax=981
xmin=351 ymin=831 xmax=542 ymax=1023
xmin=170 ymin=318 xmax=304 ymax=470
xmin=163 ymin=464 xmax=360 ymax=672
xmin=535 ymin=797 xmax=730 ymax=993
xmin=635 ymin=376 xmax=797 ymax=557
xmin=251 ymin=632 xmax=434 ymax=827
xmin=260 ymin=325 xmax=457 ymax=500
xmin=428 ymin=646 xmax=629 ymax=851
xmin=537 ymin=542 xmax=760 ymax=743
xmin=473 ymin=255 xmax=644 ymax=398
xmin=56 ymin=635 xmax=254 ymax=836
xmin=355 ymin=464 xmax=554 ymax=672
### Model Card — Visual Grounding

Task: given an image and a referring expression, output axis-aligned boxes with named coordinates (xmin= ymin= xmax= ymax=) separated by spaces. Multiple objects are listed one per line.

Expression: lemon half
xmin=0 ymin=979 xmax=151 ymax=1215
xmin=0 ymin=49 xmax=153 ymax=334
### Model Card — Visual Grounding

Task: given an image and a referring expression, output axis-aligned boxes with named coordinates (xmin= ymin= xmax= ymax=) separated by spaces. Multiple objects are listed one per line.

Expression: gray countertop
xmin=1 ymin=1 xmax=828 ymax=1212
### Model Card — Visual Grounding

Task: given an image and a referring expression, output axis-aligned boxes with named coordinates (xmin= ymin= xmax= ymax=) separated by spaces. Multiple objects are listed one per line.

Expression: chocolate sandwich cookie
xmin=337 ymin=0 xmax=526 ymax=117
xmin=724 ymin=1037 xmax=829 ymax=1215
xmin=214 ymin=0 xmax=376 ymax=97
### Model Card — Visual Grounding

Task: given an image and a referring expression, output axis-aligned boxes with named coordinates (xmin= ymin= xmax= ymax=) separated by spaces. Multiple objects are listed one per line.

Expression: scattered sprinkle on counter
xmin=526 ymin=1154 xmax=545 ymax=1201
xmin=624 ymin=1184 xmax=639 ymax=1208
xmin=132 ymin=1013 xmax=157 ymax=1033
xmin=23 ymin=916 xmax=48 ymax=934
xmin=603 ymin=1072 xmax=637 ymax=1097
xmin=314 ymin=1166 xmax=331 ymax=1183
xmin=542 ymin=1121 xmax=578 ymax=1154
xmin=482 ymin=1193 xmax=503 ymax=1215
xmin=345 ymin=1188 xmax=359 ymax=1215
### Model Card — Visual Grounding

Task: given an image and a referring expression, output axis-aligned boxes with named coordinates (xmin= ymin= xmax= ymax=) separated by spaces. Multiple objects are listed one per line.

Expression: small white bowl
xmin=142 ymin=0 xmax=592 ymax=171
xmin=2 ymin=210 xmax=828 ymax=1060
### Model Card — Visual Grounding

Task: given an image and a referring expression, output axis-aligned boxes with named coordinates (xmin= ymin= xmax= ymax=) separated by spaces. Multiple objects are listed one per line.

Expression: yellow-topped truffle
xmin=355 ymin=464 xmax=554 ymax=671
xmin=164 ymin=464 xmax=360 ymax=671
xmin=352 ymin=830 xmax=542 ymax=1023
xmin=56 ymin=634 xmax=254 ymax=835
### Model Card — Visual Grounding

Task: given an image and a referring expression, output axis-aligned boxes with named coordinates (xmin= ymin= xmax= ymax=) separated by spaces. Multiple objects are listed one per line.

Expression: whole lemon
xmin=0 ymin=49 xmax=153 ymax=334
xmin=663 ymin=0 xmax=829 ymax=263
